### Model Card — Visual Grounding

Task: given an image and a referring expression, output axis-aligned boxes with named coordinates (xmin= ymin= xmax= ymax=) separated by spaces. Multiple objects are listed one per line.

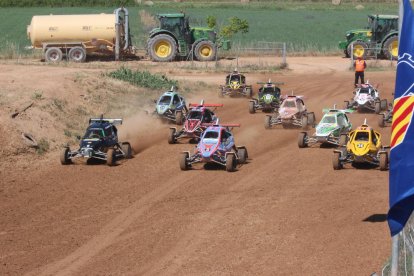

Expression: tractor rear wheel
xmin=68 ymin=47 xmax=86 ymax=62
xmin=107 ymin=148 xmax=116 ymax=166
xmin=194 ymin=40 xmax=216 ymax=62
xmin=379 ymin=152 xmax=388 ymax=171
xmin=378 ymin=114 xmax=385 ymax=128
xmin=248 ymin=101 xmax=256 ymax=114
xmin=348 ymin=41 xmax=368 ymax=59
xmin=333 ymin=152 xmax=342 ymax=170
xmin=168 ymin=128 xmax=177 ymax=144
xmin=60 ymin=147 xmax=72 ymax=165
xmin=383 ymin=36 xmax=398 ymax=60
xmin=148 ymin=34 xmax=177 ymax=62
xmin=264 ymin=115 xmax=271 ymax=129
xmin=298 ymin=132 xmax=308 ymax=148
xmin=226 ymin=153 xmax=236 ymax=172
xmin=179 ymin=152 xmax=189 ymax=171
xmin=45 ymin=47 xmax=63 ymax=63
xmin=175 ymin=111 xmax=183 ymax=125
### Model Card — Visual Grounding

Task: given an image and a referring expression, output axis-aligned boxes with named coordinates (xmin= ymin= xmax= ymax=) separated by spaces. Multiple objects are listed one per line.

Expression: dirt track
xmin=0 ymin=57 xmax=395 ymax=275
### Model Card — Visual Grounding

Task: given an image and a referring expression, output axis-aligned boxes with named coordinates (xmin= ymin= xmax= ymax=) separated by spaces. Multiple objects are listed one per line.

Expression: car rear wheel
xmin=375 ymin=101 xmax=381 ymax=114
xmin=226 ymin=153 xmax=237 ymax=172
xmin=237 ymin=148 xmax=248 ymax=164
xmin=381 ymin=99 xmax=388 ymax=111
xmin=249 ymin=101 xmax=256 ymax=114
xmin=121 ymin=142 xmax=132 ymax=159
xmin=378 ymin=114 xmax=385 ymax=128
xmin=301 ymin=115 xmax=309 ymax=130
xmin=175 ymin=111 xmax=183 ymax=125
xmin=107 ymin=148 xmax=116 ymax=166
xmin=379 ymin=152 xmax=389 ymax=171
xmin=264 ymin=115 xmax=271 ymax=129
xmin=298 ymin=132 xmax=308 ymax=148
xmin=60 ymin=147 xmax=72 ymax=165
xmin=168 ymin=128 xmax=177 ymax=144
xmin=307 ymin=112 xmax=315 ymax=126
xmin=339 ymin=134 xmax=348 ymax=146
xmin=180 ymin=152 xmax=189 ymax=171
xmin=333 ymin=152 xmax=342 ymax=170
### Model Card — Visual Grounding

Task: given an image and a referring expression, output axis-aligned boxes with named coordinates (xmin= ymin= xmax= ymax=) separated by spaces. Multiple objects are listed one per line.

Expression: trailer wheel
xmin=45 ymin=47 xmax=63 ymax=63
xmin=60 ymin=147 xmax=72 ymax=165
xmin=68 ymin=47 xmax=86 ymax=63
xmin=194 ymin=40 xmax=216 ymax=62
xmin=107 ymin=148 xmax=116 ymax=166
xmin=226 ymin=153 xmax=236 ymax=172
xmin=333 ymin=152 xmax=342 ymax=170
xmin=383 ymin=35 xmax=398 ymax=60
xmin=148 ymin=34 xmax=177 ymax=62
xmin=298 ymin=132 xmax=308 ymax=148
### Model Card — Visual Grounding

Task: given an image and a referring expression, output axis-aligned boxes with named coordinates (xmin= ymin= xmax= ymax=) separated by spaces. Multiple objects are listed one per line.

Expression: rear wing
xmin=322 ymin=108 xmax=353 ymax=114
xmin=189 ymin=103 xmax=224 ymax=108
xmin=257 ymin=82 xmax=284 ymax=86
xmin=89 ymin=118 xmax=123 ymax=125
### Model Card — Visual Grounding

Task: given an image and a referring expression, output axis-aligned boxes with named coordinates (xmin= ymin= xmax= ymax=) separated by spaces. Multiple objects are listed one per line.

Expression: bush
xmin=108 ymin=67 xmax=178 ymax=90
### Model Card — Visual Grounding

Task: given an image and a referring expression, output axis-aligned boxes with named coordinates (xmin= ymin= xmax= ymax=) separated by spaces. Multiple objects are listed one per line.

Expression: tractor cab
xmin=158 ymin=14 xmax=191 ymax=43
xmin=368 ymin=15 xmax=398 ymax=43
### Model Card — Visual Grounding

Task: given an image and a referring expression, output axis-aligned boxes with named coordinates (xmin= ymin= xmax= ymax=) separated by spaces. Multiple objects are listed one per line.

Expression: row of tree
xmin=0 ymin=0 xmax=136 ymax=7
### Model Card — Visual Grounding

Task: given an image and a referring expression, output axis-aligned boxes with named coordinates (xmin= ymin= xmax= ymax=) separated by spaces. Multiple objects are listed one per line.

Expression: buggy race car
xmin=344 ymin=82 xmax=387 ymax=113
xmin=333 ymin=120 xmax=389 ymax=170
xmin=153 ymin=87 xmax=188 ymax=124
xmin=179 ymin=124 xmax=248 ymax=172
xmin=264 ymin=95 xmax=315 ymax=129
xmin=219 ymin=69 xmax=252 ymax=97
xmin=249 ymin=79 xmax=283 ymax=113
xmin=298 ymin=106 xmax=353 ymax=148
xmin=378 ymin=102 xmax=393 ymax=127
xmin=168 ymin=100 xmax=222 ymax=144
xmin=60 ymin=116 xmax=132 ymax=166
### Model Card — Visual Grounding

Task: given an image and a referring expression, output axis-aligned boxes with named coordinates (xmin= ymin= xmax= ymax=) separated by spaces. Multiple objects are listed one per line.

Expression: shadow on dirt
xmin=363 ymin=214 xmax=387 ymax=223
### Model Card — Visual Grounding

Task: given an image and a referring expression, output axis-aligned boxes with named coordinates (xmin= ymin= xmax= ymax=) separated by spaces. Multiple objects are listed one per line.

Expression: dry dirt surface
xmin=0 ymin=57 xmax=395 ymax=275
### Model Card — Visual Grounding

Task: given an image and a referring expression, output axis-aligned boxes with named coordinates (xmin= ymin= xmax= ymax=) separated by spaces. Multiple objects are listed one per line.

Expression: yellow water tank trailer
xmin=27 ymin=8 xmax=131 ymax=62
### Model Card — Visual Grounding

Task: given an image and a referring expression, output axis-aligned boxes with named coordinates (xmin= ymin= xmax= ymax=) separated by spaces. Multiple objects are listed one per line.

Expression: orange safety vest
xmin=355 ymin=60 xmax=365 ymax=72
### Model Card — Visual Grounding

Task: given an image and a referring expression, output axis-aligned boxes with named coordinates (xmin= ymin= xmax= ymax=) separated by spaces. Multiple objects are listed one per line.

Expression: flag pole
xmin=390 ymin=2 xmax=403 ymax=276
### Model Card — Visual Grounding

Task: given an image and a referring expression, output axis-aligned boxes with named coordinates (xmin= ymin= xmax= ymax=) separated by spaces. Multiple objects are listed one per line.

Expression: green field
xmin=0 ymin=2 xmax=399 ymax=57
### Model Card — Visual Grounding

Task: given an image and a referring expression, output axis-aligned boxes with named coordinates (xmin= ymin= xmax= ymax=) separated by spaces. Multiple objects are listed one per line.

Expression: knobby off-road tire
xmin=298 ymin=132 xmax=308 ymax=148
xmin=383 ymin=35 xmax=398 ymax=60
xmin=307 ymin=112 xmax=315 ymax=126
xmin=379 ymin=152 xmax=389 ymax=171
xmin=175 ymin=111 xmax=183 ymax=125
xmin=339 ymin=134 xmax=348 ymax=146
xmin=194 ymin=40 xmax=216 ymax=62
xmin=246 ymin=87 xmax=253 ymax=98
xmin=347 ymin=41 xmax=368 ymax=59
xmin=333 ymin=152 xmax=342 ymax=170
xmin=148 ymin=34 xmax=177 ymax=62
xmin=264 ymin=115 xmax=272 ymax=129
xmin=179 ymin=152 xmax=189 ymax=171
xmin=168 ymin=128 xmax=177 ymax=144
xmin=68 ymin=47 xmax=87 ymax=63
xmin=301 ymin=115 xmax=309 ymax=130
xmin=107 ymin=148 xmax=116 ymax=166
xmin=378 ymin=114 xmax=385 ymax=128
xmin=375 ymin=101 xmax=381 ymax=114
xmin=344 ymin=100 xmax=350 ymax=110
xmin=60 ymin=147 xmax=72 ymax=165
xmin=381 ymin=99 xmax=388 ymax=111
xmin=249 ymin=101 xmax=256 ymax=114
xmin=237 ymin=148 xmax=248 ymax=164
xmin=226 ymin=153 xmax=237 ymax=172
xmin=45 ymin=47 xmax=63 ymax=63
xmin=121 ymin=142 xmax=132 ymax=159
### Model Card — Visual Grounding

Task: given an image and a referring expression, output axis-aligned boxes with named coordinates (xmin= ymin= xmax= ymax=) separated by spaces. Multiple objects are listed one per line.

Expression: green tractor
xmin=146 ymin=13 xmax=231 ymax=62
xmin=339 ymin=14 xmax=399 ymax=60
